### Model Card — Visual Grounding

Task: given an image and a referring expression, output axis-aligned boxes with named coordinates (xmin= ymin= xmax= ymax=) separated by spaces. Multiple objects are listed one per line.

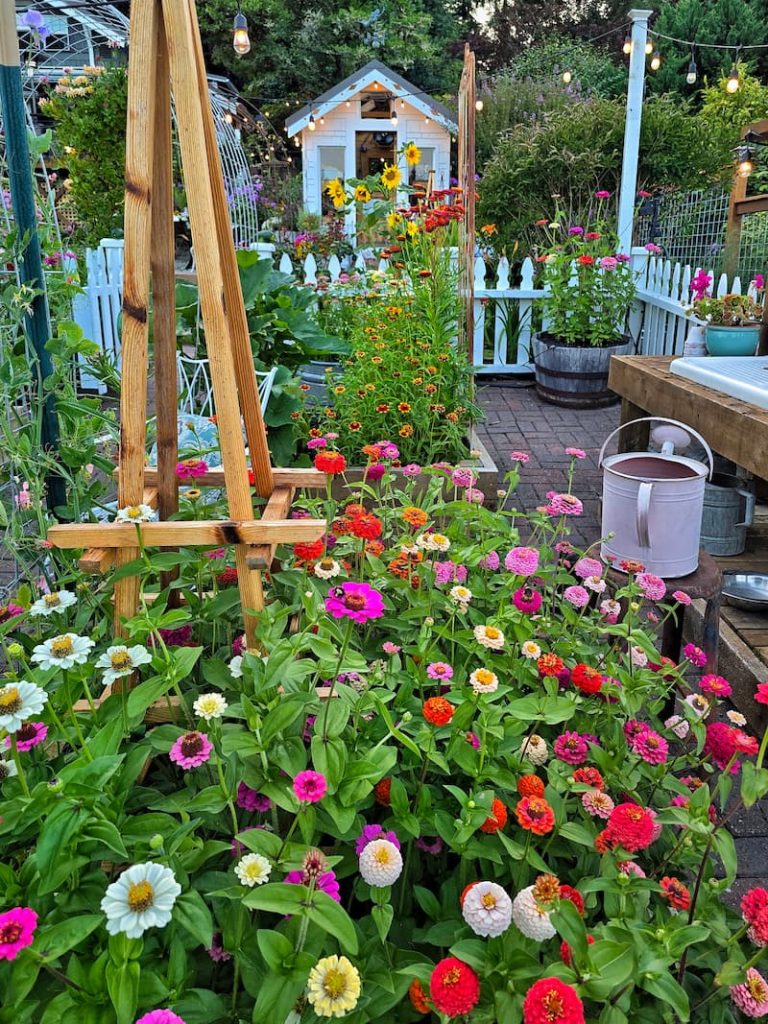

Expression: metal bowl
xmin=721 ymin=571 xmax=768 ymax=611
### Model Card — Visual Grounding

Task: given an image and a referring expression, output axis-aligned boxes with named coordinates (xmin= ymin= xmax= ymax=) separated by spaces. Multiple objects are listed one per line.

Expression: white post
xmin=617 ymin=9 xmax=653 ymax=256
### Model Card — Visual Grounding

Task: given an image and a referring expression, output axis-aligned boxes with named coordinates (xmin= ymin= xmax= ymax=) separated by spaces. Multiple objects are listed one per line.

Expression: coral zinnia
xmin=538 ymin=653 xmax=565 ymax=678
xmin=348 ymin=513 xmax=382 ymax=540
xmin=480 ymin=797 xmax=508 ymax=833
xmin=518 ymin=774 xmax=546 ymax=799
xmin=423 ymin=696 xmax=454 ymax=726
xmin=573 ymin=766 xmax=604 ymax=790
xmin=314 ymin=450 xmax=347 ymax=475
xmin=606 ymin=802 xmax=656 ymax=852
xmin=402 ymin=506 xmax=428 ymax=528
xmin=516 ymin=796 xmax=555 ymax=835
xmin=660 ymin=876 xmax=691 ymax=911
xmin=523 ymin=977 xmax=585 ymax=1024
xmin=429 ymin=957 xmax=481 ymax=1017
xmin=409 ymin=978 xmax=431 ymax=1014
xmin=294 ymin=539 xmax=325 ymax=562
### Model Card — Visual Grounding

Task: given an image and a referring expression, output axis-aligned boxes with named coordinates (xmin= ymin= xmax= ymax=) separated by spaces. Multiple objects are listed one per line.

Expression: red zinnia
xmin=523 ymin=977 xmax=585 ymax=1024
xmin=571 ymin=663 xmax=602 ymax=694
xmin=423 ymin=697 xmax=454 ymax=726
xmin=348 ymin=512 xmax=382 ymax=540
xmin=293 ymin=539 xmax=325 ymax=562
xmin=516 ymin=796 xmax=555 ymax=835
xmin=216 ymin=566 xmax=238 ymax=587
xmin=660 ymin=876 xmax=691 ymax=911
xmin=480 ymin=797 xmax=508 ymax=834
xmin=606 ymin=802 xmax=656 ymax=852
xmin=409 ymin=978 xmax=431 ymax=1014
xmin=573 ymin=766 xmax=604 ymax=790
xmin=576 ymin=254 xmax=595 ymax=266
xmin=559 ymin=884 xmax=585 ymax=915
xmin=373 ymin=777 xmax=392 ymax=806
xmin=518 ymin=774 xmax=546 ymax=799
xmin=430 ymin=957 xmax=481 ymax=1017
xmin=314 ymin=450 xmax=347 ymax=475
xmin=560 ymin=934 xmax=595 ymax=965
xmin=538 ymin=653 xmax=565 ymax=678
xmin=459 ymin=881 xmax=478 ymax=907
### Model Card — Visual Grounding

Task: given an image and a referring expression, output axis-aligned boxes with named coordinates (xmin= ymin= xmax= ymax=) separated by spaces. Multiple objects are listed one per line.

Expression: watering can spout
xmin=660 ymin=441 xmax=675 ymax=456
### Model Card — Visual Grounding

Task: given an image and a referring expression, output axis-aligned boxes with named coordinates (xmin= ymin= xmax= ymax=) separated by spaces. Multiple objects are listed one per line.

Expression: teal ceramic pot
xmin=705 ymin=325 xmax=760 ymax=356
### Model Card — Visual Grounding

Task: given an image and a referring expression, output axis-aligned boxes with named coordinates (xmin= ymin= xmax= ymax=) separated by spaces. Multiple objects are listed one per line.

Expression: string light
xmin=562 ymin=69 xmax=572 ymax=83
xmin=622 ymin=34 xmax=632 ymax=55
xmin=475 ymin=98 xmax=483 ymax=111
xmin=319 ymin=114 xmax=325 ymax=125
xmin=400 ymin=98 xmax=405 ymax=108
xmin=727 ymin=61 xmax=741 ymax=93
xmin=232 ymin=9 xmax=250 ymax=55
xmin=308 ymin=113 xmax=316 ymax=131
xmin=390 ymin=104 xmax=398 ymax=126
xmin=645 ymin=39 xmax=653 ymax=55
xmin=650 ymin=49 xmax=661 ymax=71
xmin=736 ymin=145 xmax=754 ymax=177
xmin=686 ymin=52 xmax=697 ymax=84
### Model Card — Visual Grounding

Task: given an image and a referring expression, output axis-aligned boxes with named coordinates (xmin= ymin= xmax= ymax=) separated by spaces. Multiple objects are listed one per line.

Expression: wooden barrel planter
xmin=532 ymin=334 xmax=633 ymax=409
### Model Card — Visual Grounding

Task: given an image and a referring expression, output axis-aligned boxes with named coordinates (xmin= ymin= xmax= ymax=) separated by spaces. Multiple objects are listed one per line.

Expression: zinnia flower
xmin=0 ymin=907 xmax=37 ymax=960
xmin=429 ymin=957 xmax=480 ymax=1017
xmin=235 ymin=853 xmax=271 ymax=887
xmin=685 ymin=693 xmax=710 ymax=717
xmin=135 ymin=1011 xmax=187 ymax=1024
xmin=521 ymin=640 xmax=541 ymax=659
xmin=307 ymin=955 xmax=362 ymax=1018
xmin=664 ymin=714 xmax=690 ymax=739
xmin=522 ymin=977 xmax=585 ymax=1024
xmin=115 ymin=504 xmax=157 ymax=523
xmin=325 ymin=582 xmax=385 ymax=623
xmin=683 ymin=643 xmax=707 ymax=667
xmin=0 ymin=681 xmax=48 ymax=733
xmin=236 ymin=783 xmax=271 ymax=813
xmin=169 ymin=731 xmax=212 ymax=770
xmin=31 ymin=633 xmax=94 ymax=670
xmin=293 ymin=770 xmax=327 ymax=803
xmin=537 ymin=653 xmax=565 ymax=678
xmin=314 ymin=450 xmax=347 ymax=475
xmin=516 ymin=796 xmax=555 ymax=835
xmin=731 ymin=969 xmax=768 ymax=1018
xmin=571 ymin=663 xmax=602 ymax=694
xmin=573 ymin=557 xmax=602 ymax=579
xmin=636 ymin=572 xmax=666 ymax=601
xmin=193 ymin=692 xmax=228 ymax=721
xmin=101 ymin=863 xmax=181 ymax=938
xmin=29 ymin=590 xmax=76 ymax=617
xmin=518 ymin=774 xmax=545 ymax=798
xmin=427 ymin=661 xmax=453 ymax=681
xmin=521 ymin=734 xmax=548 ymax=765
xmin=563 ymin=585 xmax=589 ymax=608
xmin=631 ymin=728 xmax=669 ymax=765
xmin=582 ymin=789 xmax=614 ymax=819
xmin=423 ymin=696 xmax=454 ymax=725
xmin=510 ymin=450 xmax=529 ymax=463
xmin=511 ymin=886 xmax=556 ymax=941
xmin=660 ymin=876 xmax=691 ymax=911
xmin=513 ymin=586 xmax=543 ymax=614
xmin=462 ymin=880 xmax=512 ymax=937
xmin=469 ymin=668 xmax=498 ymax=694
xmin=546 ymin=493 xmax=583 ymax=516
xmin=355 ymin=824 xmax=400 ymax=855
xmin=480 ymin=797 xmax=507 ymax=833
xmin=359 ymin=838 xmax=403 ymax=886
xmin=554 ymin=731 xmax=590 ymax=766
xmin=505 ymin=546 xmax=539 ymax=576
xmin=4 ymin=720 xmax=47 ymax=752
xmin=409 ymin=978 xmax=431 ymax=1013
xmin=95 ymin=644 xmax=152 ymax=685
xmin=474 ymin=624 xmax=504 ymax=649
xmin=700 ymin=673 xmax=732 ymax=698
xmin=605 ymin=802 xmax=656 ymax=852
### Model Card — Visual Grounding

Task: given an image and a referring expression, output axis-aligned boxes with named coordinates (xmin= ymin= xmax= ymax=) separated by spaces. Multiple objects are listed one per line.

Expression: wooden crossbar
xmin=49 ymin=518 xmax=326 ymax=549
xmin=78 ymin=487 xmax=159 ymax=574
xmin=128 ymin=466 xmax=329 ymax=490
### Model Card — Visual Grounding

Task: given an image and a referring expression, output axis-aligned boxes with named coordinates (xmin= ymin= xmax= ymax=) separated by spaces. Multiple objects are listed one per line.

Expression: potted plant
xmin=532 ymin=194 xmax=636 ymax=407
xmin=688 ymin=271 xmax=764 ymax=356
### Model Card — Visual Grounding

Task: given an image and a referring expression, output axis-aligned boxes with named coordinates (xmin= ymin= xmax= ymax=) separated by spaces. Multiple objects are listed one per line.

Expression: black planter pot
xmin=532 ymin=333 xmax=634 ymax=409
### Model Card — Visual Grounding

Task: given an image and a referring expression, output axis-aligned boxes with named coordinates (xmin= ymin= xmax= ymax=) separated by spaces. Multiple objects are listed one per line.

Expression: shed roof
xmin=286 ymin=60 xmax=457 ymax=137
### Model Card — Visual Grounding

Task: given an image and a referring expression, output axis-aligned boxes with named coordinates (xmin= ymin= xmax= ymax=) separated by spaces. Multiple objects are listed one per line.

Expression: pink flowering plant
xmin=535 ymin=193 xmax=637 ymax=346
xmin=3 ymin=451 xmax=768 ymax=1023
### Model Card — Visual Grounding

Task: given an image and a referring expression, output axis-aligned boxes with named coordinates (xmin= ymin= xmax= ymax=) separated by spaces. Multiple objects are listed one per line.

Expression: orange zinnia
xmin=480 ymin=798 xmax=507 ymax=834
xmin=402 ymin=506 xmax=428 ymax=528
xmin=423 ymin=696 xmax=454 ymax=726
xmin=409 ymin=978 xmax=431 ymax=1014
xmin=515 ymin=796 xmax=555 ymax=835
xmin=517 ymin=774 xmax=546 ymax=799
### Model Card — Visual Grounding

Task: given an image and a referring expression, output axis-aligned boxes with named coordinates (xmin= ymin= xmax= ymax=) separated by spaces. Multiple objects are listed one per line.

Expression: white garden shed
xmin=286 ymin=60 xmax=457 ymax=238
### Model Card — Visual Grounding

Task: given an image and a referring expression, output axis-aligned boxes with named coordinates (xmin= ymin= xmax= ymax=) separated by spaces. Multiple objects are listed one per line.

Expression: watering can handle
xmin=598 ymin=417 xmax=714 ymax=478
xmin=636 ymin=482 xmax=653 ymax=548
xmin=737 ymin=488 xmax=756 ymax=529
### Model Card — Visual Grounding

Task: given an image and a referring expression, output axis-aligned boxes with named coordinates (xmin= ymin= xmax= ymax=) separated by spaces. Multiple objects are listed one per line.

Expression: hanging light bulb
xmin=424 ymin=115 xmax=430 ymax=124
xmin=645 ymin=39 xmax=653 ymax=55
xmin=294 ymin=136 xmax=300 ymax=147
xmin=232 ymin=10 xmax=250 ymax=55
xmin=287 ymin=156 xmax=292 ymax=163
xmin=319 ymin=114 xmax=325 ymax=125
xmin=390 ymin=105 xmax=398 ymax=126
xmin=224 ymin=111 xmax=234 ymax=124
xmin=737 ymin=145 xmax=754 ymax=177
xmin=562 ymin=69 xmax=572 ymax=84
xmin=650 ymin=49 xmax=661 ymax=71
xmin=345 ymin=99 xmax=351 ymax=107
xmin=686 ymin=54 xmax=697 ymax=85
xmin=475 ymin=98 xmax=483 ymax=111
xmin=308 ymin=113 xmax=316 ymax=131
xmin=727 ymin=63 xmax=741 ymax=93
xmin=622 ymin=35 xmax=632 ymax=55
xmin=400 ymin=98 xmax=405 ymax=109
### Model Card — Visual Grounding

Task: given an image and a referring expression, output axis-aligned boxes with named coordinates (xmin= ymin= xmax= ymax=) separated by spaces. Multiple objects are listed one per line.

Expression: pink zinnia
xmin=0 ymin=907 xmax=37 ymax=960
xmin=504 ymin=546 xmax=539 ymax=576
xmin=136 ymin=1012 xmax=187 ymax=1024
xmin=169 ymin=731 xmax=213 ymax=770
xmin=307 ymin=437 xmax=328 ymax=450
xmin=636 ymin=572 xmax=666 ymax=602
xmin=285 ymin=868 xmax=340 ymax=902
xmin=325 ymin=582 xmax=385 ymax=623
xmin=563 ymin=585 xmax=590 ymax=608
xmin=565 ymin=447 xmax=586 ymax=459
xmin=175 ymin=458 xmax=208 ymax=480
xmin=383 ymin=641 xmax=401 ymax=655
xmin=573 ymin=557 xmax=603 ymax=579
xmin=427 ymin=661 xmax=454 ymax=681
xmin=157 ymin=624 xmax=195 ymax=648
xmin=4 ymin=721 xmax=47 ymax=752
xmin=465 ymin=731 xmax=480 ymax=749
xmin=582 ymin=789 xmax=614 ymax=819
xmin=704 ymin=722 xmax=742 ymax=773
xmin=595 ymin=189 xmax=612 ymax=198
xmin=700 ymin=674 xmax=733 ymax=698
xmin=630 ymin=728 xmax=669 ymax=765
xmin=513 ymin=586 xmax=543 ymax=614
xmin=510 ymin=451 xmax=529 ymax=464
xmin=452 ymin=467 xmax=476 ymax=488
xmin=683 ymin=643 xmax=707 ymax=667
xmin=479 ymin=550 xmax=500 ymax=570
xmin=355 ymin=824 xmax=401 ymax=855
xmin=731 ymin=968 xmax=768 ymax=1018
xmin=618 ymin=860 xmax=646 ymax=878
xmin=434 ymin=561 xmax=467 ymax=585
xmin=293 ymin=769 xmax=327 ymax=803
xmin=366 ymin=463 xmax=386 ymax=482
xmin=554 ymin=731 xmax=590 ymax=765
xmin=402 ymin=463 xmax=421 ymax=476
xmin=672 ymin=590 xmax=691 ymax=605
xmin=205 ymin=547 xmax=226 ymax=560
xmin=546 ymin=493 xmax=583 ymax=516
xmin=464 ymin=487 xmax=485 ymax=504
xmin=756 ymin=683 xmax=768 ymax=705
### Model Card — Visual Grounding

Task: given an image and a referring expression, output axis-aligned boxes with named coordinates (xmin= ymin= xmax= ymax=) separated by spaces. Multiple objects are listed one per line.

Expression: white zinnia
xmin=358 ymin=839 xmax=403 ymax=887
xmin=469 ymin=668 xmax=499 ymax=694
xmin=95 ymin=644 xmax=152 ymax=685
xmin=449 ymin=585 xmax=473 ymax=605
xmin=0 ymin=681 xmax=48 ymax=733
xmin=31 ymin=633 xmax=95 ymax=671
xmin=0 ymin=757 xmax=18 ymax=781
xmin=114 ymin=504 xmax=157 ymax=524
xmin=462 ymin=881 xmax=513 ymax=937
xmin=521 ymin=641 xmax=541 ymax=660
xmin=684 ymin=693 xmax=710 ymax=718
xmin=511 ymin=885 xmax=556 ymax=941
xmin=101 ymin=862 xmax=181 ymax=938
xmin=29 ymin=590 xmax=77 ymax=617
xmin=474 ymin=624 xmax=505 ymax=650
xmin=234 ymin=853 xmax=271 ymax=887
xmin=314 ymin=559 xmax=341 ymax=580
xmin=521 ymin=734 xmax=548 ymax=766
xmin=416 ymin=532 xmax=450 ymax=552
xmin=584 ymin=575 xmax=607 ymax=594
xmin=630 ymin=646 xmax=648 ymax=667
xmin=193 ymin=692 xmax=228 ymax=721
xmin=727 ymin=710 xmax=747 ymax=727
xmin=229 ymin=656 xmax=243 ymax=679
xmin=664 ymin=714 xmax=690 ymax=739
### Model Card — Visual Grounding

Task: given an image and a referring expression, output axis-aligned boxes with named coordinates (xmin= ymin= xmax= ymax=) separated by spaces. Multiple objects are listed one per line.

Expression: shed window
xmin=409 ymin=147 xmax=435 ymax=188
xmin=319 ymin=146 xmax=346 ymax=211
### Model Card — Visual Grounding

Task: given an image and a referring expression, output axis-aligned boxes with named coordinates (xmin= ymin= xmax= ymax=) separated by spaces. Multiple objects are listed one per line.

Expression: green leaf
xmin=413 ymin=885 xmax=441 ymax=920
xmin=256 ymin=929 xmax=294 ymax=973
xmin=371 ymin=694 xmax=421 ymax=756
xmin=173 ymin=890 xmax=213 ymax=948
xmin=105 ymin=960 xmax=140 ymax=1024
xmin=306 ymin=891 xmax=359 ymax=953
xmin=126 ymin=676 xmax=172 ymax=719
xmin=251 ymin=973 xmax=306 ymax=1024
xmin=310 ymin=735 xmax=347 ymax=791
xmin=35 ymin=803 xmax=90 ymax=878
xmin=551 ymin=899 xmax=588 ymax=966
xmin=741 ymin=762 xmax=768 ymax=808
xmin=448 ymin=938 xmax=488 ymax=971
xmin=666 ymin=924 xmax=710 ymax=958
xmin=261 ymin=695 xmax=312 ymax=745
xmin=242 ymin=882 xmax=307 ymax=915
xmin=83 ymin=821 xmax=129 ymax=859
xmin=171 ymin=645 xmax=203 ymax=680
xmin=713 ymin=828 xmax=738 ymax=885
xmin=558 ymin=821 xmax=595 ymax=847
xmin=639 ymin=972 xmax=690 ymax=1021
xmin=372 ymin=903 xmax=394 ymax=943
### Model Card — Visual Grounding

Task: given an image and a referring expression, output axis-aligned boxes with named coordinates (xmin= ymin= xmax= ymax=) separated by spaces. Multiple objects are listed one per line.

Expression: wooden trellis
xmin=47 ymin=0 xmax=326 ymax=655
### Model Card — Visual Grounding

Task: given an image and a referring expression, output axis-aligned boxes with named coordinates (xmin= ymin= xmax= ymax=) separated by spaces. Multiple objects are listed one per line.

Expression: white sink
xmin=670 ymin=356 xmax=768 ymax=410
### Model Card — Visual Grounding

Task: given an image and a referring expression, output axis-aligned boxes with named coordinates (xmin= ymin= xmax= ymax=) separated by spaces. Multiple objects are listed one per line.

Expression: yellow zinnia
xmin=307 ymin=955 xmax=361 ymax=1018
xmin=354 ymin=184 xmax=371 ymax=203
xmin=404 ymin=141 xmax=421 ymax=167
xmin=381 ymin=163 xmax=402 ymax=191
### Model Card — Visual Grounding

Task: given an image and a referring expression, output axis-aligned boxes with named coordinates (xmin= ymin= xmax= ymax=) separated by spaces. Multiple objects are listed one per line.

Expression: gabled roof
xmin=285 ymin=60 xmax=457 ymax=137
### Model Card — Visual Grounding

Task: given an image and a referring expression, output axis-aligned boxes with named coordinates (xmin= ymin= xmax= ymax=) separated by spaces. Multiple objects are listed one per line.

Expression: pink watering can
xmin=599 ymin=417 xmax=713 ymax=578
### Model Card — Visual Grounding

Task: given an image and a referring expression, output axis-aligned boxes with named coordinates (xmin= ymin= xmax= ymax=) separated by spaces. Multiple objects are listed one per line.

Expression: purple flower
xmin=355 ymin=824 xmax=401 ymax=855
xmin=434 ymin=561 xmax=467 ymax=585
xmin=427 ymin=661 xmax=454 ymax=681
xmin=569 ymin=226 xmax=584 ymax=235
xmin=415 ymin=836 xmax=444 ymax=854
xmin=402 ymin=463 xmax=421 ymax=476
xmin=285 ymin=869 xmax=341 ymax=902
xmin=307 ymin=438 xmax=327 ymax=450
xmin=479 ymin=550 xmax=500 ymax=570
xmin=236 ymin=782 xmax=272 ymax=813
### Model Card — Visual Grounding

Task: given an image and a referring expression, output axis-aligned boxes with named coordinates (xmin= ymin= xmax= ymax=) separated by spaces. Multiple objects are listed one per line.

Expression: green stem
xmin=9 ymin=734 xmax=29 ymax=797
xmin=321 ymin=618 xmax=353 ymax=741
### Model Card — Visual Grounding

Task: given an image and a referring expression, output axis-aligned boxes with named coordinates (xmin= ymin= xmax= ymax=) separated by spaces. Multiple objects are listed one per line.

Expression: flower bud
xmin=630 ymin=601 xmax=641 ymax=612
xmin=48 ymin=778 xmax=64 ymax=794
xmin=467 ymin=800 xmax=476 ymax=809
xmin=7 ymin=643 xmax=24 ymax=659
xmin=149 ymin=834 xmax=164 ymax=850
xmin=424 ymin=617 xmax=434 ymax=627
xmin=401 ymin=711 xmax=412 ymax=723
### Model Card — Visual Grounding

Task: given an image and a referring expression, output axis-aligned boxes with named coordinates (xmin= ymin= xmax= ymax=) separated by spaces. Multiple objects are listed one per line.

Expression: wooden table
xmin=608 ymin=355 xmax=768 ymax=479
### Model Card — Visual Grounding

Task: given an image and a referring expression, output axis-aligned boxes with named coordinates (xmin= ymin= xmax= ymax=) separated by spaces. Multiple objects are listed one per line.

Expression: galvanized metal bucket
xmin=701 ymin=473 xmax=755 ymax=557
xmin=599 ymin=417 xmax=713 ymax=578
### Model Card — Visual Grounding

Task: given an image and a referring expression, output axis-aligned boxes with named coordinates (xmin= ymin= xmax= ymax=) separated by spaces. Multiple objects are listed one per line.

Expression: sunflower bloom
xmin=381 ymin=164 xmax=402 ymax=191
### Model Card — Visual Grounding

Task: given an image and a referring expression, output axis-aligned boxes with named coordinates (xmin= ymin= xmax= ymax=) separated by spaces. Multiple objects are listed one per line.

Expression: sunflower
xmin=406 ymin=220 xmax=420 ymax=237
xmin=387 ymin=211 xmax=403 ymax=229
xmin=354 ymin=184 xmax=371 ymax=203
xmin=325 ymin=177 xmax=344 ymax=200
xmin=404 ymin=141 xmax=421 ymax=166
xmin=381 ymin=164 xmax=402 ymax=191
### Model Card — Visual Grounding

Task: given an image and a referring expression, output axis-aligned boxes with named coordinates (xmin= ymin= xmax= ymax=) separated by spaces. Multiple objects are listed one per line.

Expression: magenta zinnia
xmin=513 ymin=586 xmax=543 ymax=614
xmin=293 ymin=769 xmax=328 ymax=803
xmin=325 ymin=582 xmax=385 ymax=623
xmin=4 ymin=720 xmax=47 ymax=752
xmin=169 ymin=731 xmax=213 ymax=770
xmin=0 ymin=907 xmax=37 ymax=960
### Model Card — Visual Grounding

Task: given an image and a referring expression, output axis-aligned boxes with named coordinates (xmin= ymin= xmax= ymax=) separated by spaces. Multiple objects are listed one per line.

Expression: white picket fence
xmin=473 ymin=255 xmax=545 ymax=374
